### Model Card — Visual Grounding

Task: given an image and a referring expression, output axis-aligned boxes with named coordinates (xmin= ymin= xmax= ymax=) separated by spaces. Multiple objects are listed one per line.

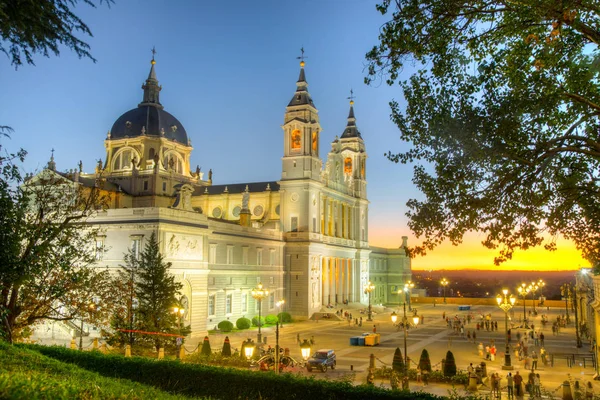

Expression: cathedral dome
xmin=110 ymin=106 xmax=188 ymax=145
xmin=108 ymin=55 xmax=190 ymax=146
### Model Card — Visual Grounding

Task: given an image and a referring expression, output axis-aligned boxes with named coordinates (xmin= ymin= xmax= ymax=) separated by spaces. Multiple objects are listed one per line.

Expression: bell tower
xmin=281 ymin=48 xmax=322 ymax=181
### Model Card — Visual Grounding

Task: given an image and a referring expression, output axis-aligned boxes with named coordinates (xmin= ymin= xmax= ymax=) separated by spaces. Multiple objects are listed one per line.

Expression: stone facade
xmin=39 ymin=56 xmax=412 ymax=337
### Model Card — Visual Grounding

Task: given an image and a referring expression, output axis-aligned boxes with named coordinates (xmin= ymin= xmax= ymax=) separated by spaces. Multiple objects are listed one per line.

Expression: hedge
xmin=252 ymin=316 xmax=265 ymax=327
xmin=278 ymin=312 xmax=292 ymax=323
xmin=26 ymin=345 xmax=445 ymax=400
xmin=265 ymin=314 xmax=278 ymax=325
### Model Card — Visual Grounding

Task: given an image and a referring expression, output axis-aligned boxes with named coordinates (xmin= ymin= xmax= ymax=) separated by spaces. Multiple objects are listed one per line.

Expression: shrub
xmin=265 ymin=314 xmax=278 ymax=325
xmin=252 ymin=316 xmax=265 ymax=327
xmin=418 ymin=349 xmax=432 ymax=372
xmin=277 ymin=312 xmax=292 ymax=323
xmin=218 ymin=320 xmax=234 ymax=332
xmin=200 ymin=336 xmax=212 ymax=356
xmin=236 ymin=317 xmax=251 ymax=330
xmin=222 ymin=336 xmax=231 ymax=357
xmin=392 ymin=347 xmax=404 ymax=373
xmin=443 ymin=350 xmax=457 ymax=377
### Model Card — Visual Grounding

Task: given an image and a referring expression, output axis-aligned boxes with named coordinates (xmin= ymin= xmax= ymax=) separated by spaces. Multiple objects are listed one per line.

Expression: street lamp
xmin=365 ymin=281 xmax=375 ymax=321
xmin=244 ymin=338 xmax=255 ymax=361
xmin=561 ymin=283 xmax=571 ymax=324
xmin=441 ymin=278 xmax=449 ymax=304
xmin=517 ymin=283 xmax=530 ymax=328
xmin=392 ymin=295 xmax=420 ymax=390
xmin=496 ymin=289 xmax=516 ymax=370
xmin=173 ymin=306 xmax=185 ymax=358
xmin=275 ymin=299 xmax=285 ymax=374
xmin=529 ymin=282 xmax=539 ymax=315
xmin=300 ymin=339 xmax=312 ymax=362
xmin=405 ymin=281 xmax=415 ymax=311
xmin=251 ymin=283 xmax=269 ymax=344
xmin=276 ymin=299 xmax=285 ymax=326
xmin=537 ymin=279 xmax=546 ymax=305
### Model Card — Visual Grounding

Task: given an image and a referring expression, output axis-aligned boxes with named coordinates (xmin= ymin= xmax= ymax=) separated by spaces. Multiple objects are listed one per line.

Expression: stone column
xmin=322 ymin=257 xmax=329 ymax=306
xmin=346 ymin=259 xmax=351 ymax=302
xmin=329 ymin=258 xmax=336 ymax=305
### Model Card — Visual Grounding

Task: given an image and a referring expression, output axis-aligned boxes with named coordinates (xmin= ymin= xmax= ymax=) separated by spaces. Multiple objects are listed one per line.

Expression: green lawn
xmin=0 ymin=342 xmax=202 ymax=399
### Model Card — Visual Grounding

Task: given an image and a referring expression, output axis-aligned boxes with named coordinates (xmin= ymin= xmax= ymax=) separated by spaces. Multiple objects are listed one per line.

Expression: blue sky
xmin=0 ymin=1 xmax=583 ymax=270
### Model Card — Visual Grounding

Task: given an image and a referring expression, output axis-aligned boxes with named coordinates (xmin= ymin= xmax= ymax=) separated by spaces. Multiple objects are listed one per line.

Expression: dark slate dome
xmin=108 ymin=57 xmax=189 ymax=146
xmin=110 ymin=106 xmax=188 ymax=145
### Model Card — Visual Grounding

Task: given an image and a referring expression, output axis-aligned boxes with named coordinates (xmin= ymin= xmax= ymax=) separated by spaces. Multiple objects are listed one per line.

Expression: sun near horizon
xmin=370 ymin=229 xmax=587 ymax=271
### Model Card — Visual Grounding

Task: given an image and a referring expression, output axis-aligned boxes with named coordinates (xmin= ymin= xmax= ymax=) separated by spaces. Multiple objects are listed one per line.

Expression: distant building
xmin=36 ymin=55 xmax=412 ymax=337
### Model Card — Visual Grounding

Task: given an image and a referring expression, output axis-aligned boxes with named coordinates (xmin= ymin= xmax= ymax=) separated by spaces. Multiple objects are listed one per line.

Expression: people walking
xmin=514 ymin=371 xmax=523 ymax=398
xmin=531 ymin=351 xmax=538 ymax=370
xmin=506 ymin=372 xmax=514 ymax=400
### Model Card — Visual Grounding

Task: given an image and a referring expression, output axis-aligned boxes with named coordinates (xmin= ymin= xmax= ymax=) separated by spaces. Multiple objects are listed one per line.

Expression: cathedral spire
xmin=340 ymin=89 xmax=362 ymax=139
xmin=139 ymin=47 xmax=163 ymax=109
xmin=287 ymin=47 xmax=315 ymax=108
xmin=47 ymin=148 xmax=56 ymax=171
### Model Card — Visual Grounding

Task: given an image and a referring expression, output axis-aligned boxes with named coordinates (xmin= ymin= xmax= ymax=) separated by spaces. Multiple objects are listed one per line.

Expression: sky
xmin=0 ymin=0 xmax=586 ymax=271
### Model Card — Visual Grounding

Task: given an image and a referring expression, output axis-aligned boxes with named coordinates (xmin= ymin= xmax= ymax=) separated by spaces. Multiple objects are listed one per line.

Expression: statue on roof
xmin=78 ymin=160 xmax=83 ymax=173
xmin=242 ymin=186 xmax=250 ymax=210
xmin=208 ymin=169 xmax=213 ymax=181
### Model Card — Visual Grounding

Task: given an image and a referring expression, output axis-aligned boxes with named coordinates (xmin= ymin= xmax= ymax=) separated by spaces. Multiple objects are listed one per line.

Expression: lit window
xmin=241 ymin=293 xmax=247 ymax=313
xmin=226 ymin=294 xmax=232 ymax=314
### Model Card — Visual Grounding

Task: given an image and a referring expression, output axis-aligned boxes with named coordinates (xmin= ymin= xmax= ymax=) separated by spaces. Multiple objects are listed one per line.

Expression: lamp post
xmin=300 ymin=339 xmax=312 ymax=363
xmin=173 ymin=306 xmax=185 ymax=358
xmin=529 ymin=282 xmax=539 ymax=315
xmin=441 ymin=278 xmax=449 ymax=304
xmin=365 ymin=281 xmax=375 ymax=321
xmin=561 ymin=283 xmax=571 ymax=324
xmin=276 ymin=299 xmax=285 ymax=326
xmin=517 ymin=283 xmax=530 ymax=328
xmin=391 ymin=300 xmax=420 ymax=390
xmin=244 ymin=338 xmax=255 ymax=363
xmin=497 ymin=289 xmax=516 ymax=370
xmin=275 ymin=299 xmax=285 ymax=374
xmin=251 ymin=283 xmax=269 ymax=344
xmin=405 ymin=281 xmax=415 ymax=311
xmin=537 ymin=279 xmax=546 ymax=305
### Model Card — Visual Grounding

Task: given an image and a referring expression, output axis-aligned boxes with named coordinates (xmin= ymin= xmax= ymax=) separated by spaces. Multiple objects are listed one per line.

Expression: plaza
xmin=34 ymin=300 xmax=597 ymax=399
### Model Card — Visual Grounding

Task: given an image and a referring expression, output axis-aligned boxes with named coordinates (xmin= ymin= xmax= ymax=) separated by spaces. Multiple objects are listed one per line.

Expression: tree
xmin=443 ymin=350 xmax=457 ymax=377
xmin=0 ymin=0 xmax=113 ymax=68
xmin=392 ymin=347 xmax=404 ymax=373
xmin=201 ymin=336 xmax=212 ymax=357
xmin=130 ymin=232 xmax=184 ymax=351
xmin=418 ymin=349 xmax=432 ymax=373
xmin=366 ymin=0 xmax=600 ymax=266
xmin=222 ymin=336 xmax=231 ymax=357
xmin=0 ymin=151 xmax=113 ymax=343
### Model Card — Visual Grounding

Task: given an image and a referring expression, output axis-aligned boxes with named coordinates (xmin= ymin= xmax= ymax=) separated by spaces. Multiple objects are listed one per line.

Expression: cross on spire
xmin=297 ymin=47 xmax=307 ymax=62
xmin=347 ymin=89 xmax=356 ymax=103
xmin=151 ymin=46 xmax=157 ymax=64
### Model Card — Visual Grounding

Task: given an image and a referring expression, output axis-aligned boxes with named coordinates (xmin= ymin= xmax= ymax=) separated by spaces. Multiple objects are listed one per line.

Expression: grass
xmin=0 ymin=342 xmax=201 ymax=399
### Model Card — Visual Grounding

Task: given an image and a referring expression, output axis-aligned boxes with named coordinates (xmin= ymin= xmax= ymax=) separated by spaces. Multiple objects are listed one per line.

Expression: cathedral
xmin=40 ymin=54 xmax=412 ymax=337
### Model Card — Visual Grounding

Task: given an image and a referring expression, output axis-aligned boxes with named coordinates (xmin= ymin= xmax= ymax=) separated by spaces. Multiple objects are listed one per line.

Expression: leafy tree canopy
xmin=0 ymin=0 xmax=112 ymax=68
xmin=366 ymin=0 xmax=600 ymax=266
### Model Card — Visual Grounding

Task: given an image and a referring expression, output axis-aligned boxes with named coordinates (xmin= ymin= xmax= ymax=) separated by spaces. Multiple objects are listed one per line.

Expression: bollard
xmin=125 ymin=344 xmax=131 ymax=357
xmin=158 ymin=347 xmax=164 ymax=360
xmin=562 ymin=380 xmax=573 ymax=400
xmin=93 ymin=338 xmax=99 ymax=349
xmin=350 ymin=364 xmax=354 ymax=371
xmin=100 ymin=343 xmax=107 ymax=354
xmin=70 ymin=339 xmax=77 ymax=350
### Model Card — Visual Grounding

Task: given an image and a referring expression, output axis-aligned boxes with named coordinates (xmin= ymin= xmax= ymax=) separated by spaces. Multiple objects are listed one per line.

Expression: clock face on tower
xmin=344 ymin=157 xmax=352 ymax=174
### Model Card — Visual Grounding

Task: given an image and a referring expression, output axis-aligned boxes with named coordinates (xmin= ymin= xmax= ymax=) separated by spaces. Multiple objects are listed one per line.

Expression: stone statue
xmin=208 ymin=169 xmax=213 ymax=181
xmin=169 ymin=157 xmax=175 ymax=170
xmin=96 ymin=158 xmax=103 ymax=173
xmin=195 ymin=165 xmax=201 ymax=176
xmin=78 ymin=160 xmax=83 ymax=173
xmin=242 ymin=187 xmax=250 ymax=210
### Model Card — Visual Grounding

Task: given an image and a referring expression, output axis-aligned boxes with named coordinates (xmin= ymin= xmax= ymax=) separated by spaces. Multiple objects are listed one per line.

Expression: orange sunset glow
xmin=370 ymin=229 xmax=587 ymax=271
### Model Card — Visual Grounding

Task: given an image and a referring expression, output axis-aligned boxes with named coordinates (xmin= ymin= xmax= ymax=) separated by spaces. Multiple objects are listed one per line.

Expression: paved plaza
xmin=33 ymin=302 xmax=597 ymax=399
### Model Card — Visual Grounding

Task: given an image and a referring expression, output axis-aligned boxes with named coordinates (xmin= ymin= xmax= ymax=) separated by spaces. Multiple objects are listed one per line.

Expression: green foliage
xmin=366 ymin=0 xmax=600 ymax=265
xmin=443 ymin=351 xmax=457 ymax=377
xmin=0 ymin=342 xmax=189 ymax=399
xmin=236 ymin=317 xmax=251 ymax=330
xmin=392 ymin=347 xmax=404 ymax=373
xmin=200 ymin=336 xmax=212 ymax=356
xmin=0 ymin=150 xmax=113 ymax=343
xmin=418 ymin=349 xmax=432 ymax=372
xmin=277 ymin=312 xmax=292 ymax=323
xmin=217 ymin=320 xmax=234 ymax=332
xmin=28 ymin=344 xmax=445 ymax=400
xmin=0 ymin=0 xmax=114 ymax=69
xmin=252 ymin=316 xmax=265 ymax=327
xmin=221 ymin=336 xmax=231 ymax=357
xmin=124 ymin=232 xmax=186 ymax=351
xmin=265 ymin=314 xmax=278 ymax=325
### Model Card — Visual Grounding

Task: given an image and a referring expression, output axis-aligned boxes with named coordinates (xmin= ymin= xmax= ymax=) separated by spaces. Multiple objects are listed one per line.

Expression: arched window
xmin=163 ymin=152 xmax=183 ymax=174
xmin=344 ymin=157 xmax=352 ymax=174
xmin=291 ymin=129 xmax=301 ymax=150
xmin=113 ymin=148 xmax=137 ymax=171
